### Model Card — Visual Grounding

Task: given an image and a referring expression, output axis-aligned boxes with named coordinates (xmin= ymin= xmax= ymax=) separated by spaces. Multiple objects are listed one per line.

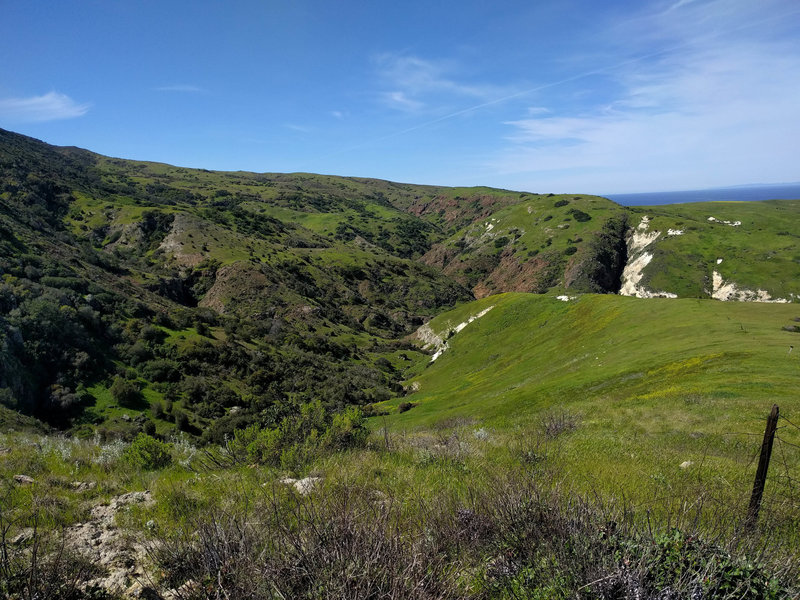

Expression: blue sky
xmin=1 ymin=0 xmax=798 ymax=194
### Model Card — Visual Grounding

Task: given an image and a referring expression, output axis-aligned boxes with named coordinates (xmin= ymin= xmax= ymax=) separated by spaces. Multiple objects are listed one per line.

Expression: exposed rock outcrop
xmin=66 ymin=490 xmax=155 ymax=596
xmin=619 ymin=216 xmax=677 ymax=299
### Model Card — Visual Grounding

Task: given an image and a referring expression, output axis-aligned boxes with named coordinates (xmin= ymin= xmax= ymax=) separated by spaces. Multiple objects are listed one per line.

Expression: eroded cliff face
xmin=619 ymin=216 xmax=678 ymax=299
xmin=618 ymin=212 xmax=797 ymax=303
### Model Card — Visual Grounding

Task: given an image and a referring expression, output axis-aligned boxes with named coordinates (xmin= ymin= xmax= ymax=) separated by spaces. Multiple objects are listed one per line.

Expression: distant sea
xmin=606 ymin=184 xmax=800 ymax=206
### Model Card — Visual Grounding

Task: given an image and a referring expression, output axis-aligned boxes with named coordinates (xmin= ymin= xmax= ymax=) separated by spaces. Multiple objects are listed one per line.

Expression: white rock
xmin=64 ymin=490 xmax=154 ymax=594
xmin=620 ymin=217 xmax=677 ymax=298
xmin=629 ymin=216 xmax=661 ymax=254
xmin=417 ymin=306 xmax=495 ymax=362
xmin=707 ymin=216 xmax=741 ymax=227
xmin=712 ymin=270 xmax=789 ymax=303
xmin=11 ymin=528 xmax=34 ymax=544
xmin=280 ymin=476 xmax=322 ymax=495
xmin=71 ymin=480 xmax=97 ymax=492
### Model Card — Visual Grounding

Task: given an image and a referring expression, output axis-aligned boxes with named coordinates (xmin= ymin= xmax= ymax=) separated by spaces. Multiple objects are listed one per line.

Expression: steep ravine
xmin=564 ymin=213 xmax=628 ymax=294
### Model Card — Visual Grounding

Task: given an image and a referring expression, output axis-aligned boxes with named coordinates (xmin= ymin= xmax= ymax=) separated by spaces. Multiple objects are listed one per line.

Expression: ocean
xmin=606 ymin=184 xmax=800 ymax=206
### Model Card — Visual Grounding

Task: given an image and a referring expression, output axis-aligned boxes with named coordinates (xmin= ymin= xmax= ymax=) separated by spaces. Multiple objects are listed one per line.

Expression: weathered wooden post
xmin=745 ymin=404 xmax=779 ymax=529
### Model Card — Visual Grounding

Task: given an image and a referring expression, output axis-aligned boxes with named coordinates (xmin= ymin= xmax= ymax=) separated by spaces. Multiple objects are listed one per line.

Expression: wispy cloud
xmin=381 ymin=91 xmax=424 ymax=112
xmin=526 ymin=107 xmax=551 ymax=116
xmin=487 ymin=0 xmax=800 ymax=192
xmin=664 ymin=0 xmax=699 ymax=14
xmin=0 ymin=91 xmax=90 ymax=123
xmin=155 ymin=84 xmax=205 ymax=93
xmin=374 ymin=53 xmax=508 ymax=113
xmin=284 ymin=123 xmax=312 ymax=133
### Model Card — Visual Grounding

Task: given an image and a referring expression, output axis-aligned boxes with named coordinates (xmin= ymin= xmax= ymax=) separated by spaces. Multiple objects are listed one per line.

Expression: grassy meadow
xmin=380 ymin=293 xmax=800 ymax=529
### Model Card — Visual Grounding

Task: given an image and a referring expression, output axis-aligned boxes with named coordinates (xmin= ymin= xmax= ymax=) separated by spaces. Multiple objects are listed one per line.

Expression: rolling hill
xmin=2 ymin=128 xmax=800 ymax=598
xmin=386 ymin=293 xmax=800 ymax=506
xmin=0 ymin=125 xmax=798 ymax=442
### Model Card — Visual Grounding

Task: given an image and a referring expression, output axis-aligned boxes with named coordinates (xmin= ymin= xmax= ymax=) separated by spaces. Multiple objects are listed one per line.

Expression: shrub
xmin=362 ymin=403 xmax=390 ymax=417
xmin=110 ymin=377 xmax=141 ymax=408
xmin=125 ymin=341 xmax=153 ymax=365
xmin=123 ymin=433 xmax=172 ymax=470
xmin=322 ymin=406 xmax=368 ymax=450
xmin=229 ymin=423 xmax=282 ymax=465
xmin=147 ymin=475 xmax=798 ymax=599
xmin=0 ymin=387 xmax=17 ymax=410
xmin=140 ymin=324 xmax=165 ymax=343
xmin=541 ymin=409 xmax=580 ymax=439
xmin=222 ymin=403 xmax=368 ymax=467
xmin=153 ymin=312 xmax=174 ymax=328
xmin=173 ymin=410 xmax=189 ymax=431
xmin=398 ymin=401 xmax=416 ymax=413
xmin=149 ymin=486 xmax=459 ymax=599
xmin=142 ymin=359 xmax=180 ymax=382
xmin=554 ymin=199 xmax=569 ymax=207
xmin=151 ymin=402 xmax=165 ymax=419
xmin=569 ymin=209 xmax=591 ymax=222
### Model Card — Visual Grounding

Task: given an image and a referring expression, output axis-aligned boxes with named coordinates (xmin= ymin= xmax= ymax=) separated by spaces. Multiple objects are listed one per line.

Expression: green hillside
xmin=2 ymin=127 xmax=800 ymax=440
xmin=422 ymin=194 xmax=629 ymax=297
xmin=0 ymin=128 xmax=474 ymax=434
xmin=624 ymin=201 xmax=800 ymax=301
xmin=390 ymin=293 xmax=800 ymax=505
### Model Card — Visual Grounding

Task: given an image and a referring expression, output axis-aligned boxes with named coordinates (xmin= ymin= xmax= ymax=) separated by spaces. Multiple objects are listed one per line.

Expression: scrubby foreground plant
xmin=1 ymin=424 xmax=797 ymax=599
xmin=147 ymin=475 xmax=795 ymax=599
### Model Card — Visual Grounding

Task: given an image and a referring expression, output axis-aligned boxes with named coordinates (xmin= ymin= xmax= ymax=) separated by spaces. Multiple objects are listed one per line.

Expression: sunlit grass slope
xmin=388 ymin=293 xmax=800 ymax=504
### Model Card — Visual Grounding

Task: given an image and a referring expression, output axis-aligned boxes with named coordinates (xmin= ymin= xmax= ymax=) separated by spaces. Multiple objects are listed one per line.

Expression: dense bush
xmin=224 ymin=401 xmax=368 ymax=468
xmin=570 ymin=209 xmax=592 ymax=222
xmin=109 ymin=377 xmax=141 ymax=408
xmin=122 ymin=432 xmax=172 ymax=470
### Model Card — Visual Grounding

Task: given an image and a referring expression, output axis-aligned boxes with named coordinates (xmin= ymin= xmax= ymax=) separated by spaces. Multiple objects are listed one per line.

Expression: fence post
xmin=745 ymin=404 xmax=779 ymax=529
